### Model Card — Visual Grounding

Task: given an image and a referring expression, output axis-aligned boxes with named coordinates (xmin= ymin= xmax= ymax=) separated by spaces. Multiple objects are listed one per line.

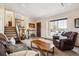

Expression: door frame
xmin=36 ymin=22 xmax=41 ymax=37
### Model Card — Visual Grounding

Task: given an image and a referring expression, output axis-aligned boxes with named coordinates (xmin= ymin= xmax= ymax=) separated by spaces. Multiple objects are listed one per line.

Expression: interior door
xmin=37 ymin=22 xmax=41 ymax=37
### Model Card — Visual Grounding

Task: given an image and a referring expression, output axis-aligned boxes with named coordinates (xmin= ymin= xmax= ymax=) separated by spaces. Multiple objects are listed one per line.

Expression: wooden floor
xmin=21 ymin=37 xmax=79 ymax=56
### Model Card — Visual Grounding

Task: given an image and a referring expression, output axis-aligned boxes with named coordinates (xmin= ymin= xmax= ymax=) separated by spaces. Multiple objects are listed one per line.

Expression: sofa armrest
xmin=60 ymin=39 xmax=74 ymax=46
xmin=53 ymin=36 xmax=59 ymax=40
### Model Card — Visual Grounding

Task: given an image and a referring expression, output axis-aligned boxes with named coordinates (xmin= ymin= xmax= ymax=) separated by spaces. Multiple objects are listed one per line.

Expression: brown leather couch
xmin=53 ymin=31 xmax=78 ymax=50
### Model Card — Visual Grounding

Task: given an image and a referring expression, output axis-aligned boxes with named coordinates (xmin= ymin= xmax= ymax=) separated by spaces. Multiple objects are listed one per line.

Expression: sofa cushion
xmin=69 ymin=32 xmax=77 ymax=42
xmin=61 ymin=31 xmax=72 ymax=37
xmin=0 ymin=33 xmax=9 ymax=42
xmin=9 ymin=37 xmax=16 ymax=45
xmin=6 ymin=44 xmax=28 ymax=53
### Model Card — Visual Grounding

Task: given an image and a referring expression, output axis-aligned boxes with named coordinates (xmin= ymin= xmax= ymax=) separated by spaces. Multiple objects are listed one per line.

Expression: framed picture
xmin=29 ymin=23 xmax=35 ymax=28
xmin=75 ymin=18 xmax=79 ymax=28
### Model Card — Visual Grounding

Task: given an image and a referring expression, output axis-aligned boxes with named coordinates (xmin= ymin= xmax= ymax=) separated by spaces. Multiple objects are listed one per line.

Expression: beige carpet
xmin=54 ymin=47 xmax=79 ymax=56
xmin=21 ymin=38 xmax=79 ymax=56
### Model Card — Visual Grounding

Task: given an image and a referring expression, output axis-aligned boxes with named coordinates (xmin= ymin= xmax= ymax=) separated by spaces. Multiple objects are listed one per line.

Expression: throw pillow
xmin=9 ymin=37 xmax=16 ymax=45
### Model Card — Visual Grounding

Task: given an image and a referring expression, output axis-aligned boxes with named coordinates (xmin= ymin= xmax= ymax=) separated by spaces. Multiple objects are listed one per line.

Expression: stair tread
xmin=6 ymin=34 xmax=16 ymax=35
xmin=4 ymin=27 xmax=17 ymax=38
xmin=4 ymin=29 xmax=16 ymax=30
xmin=5 ymin=31 xmax=16 ymax=32
xmin=5 ymin=27 xmax=15 ymax=28
xmin=5 ymin=31 xmax=16 ymax=33
xmin=5 ymin=32 xmax=16 ymax=33
xmin=7 ymin=36 xmax=17 ymax=38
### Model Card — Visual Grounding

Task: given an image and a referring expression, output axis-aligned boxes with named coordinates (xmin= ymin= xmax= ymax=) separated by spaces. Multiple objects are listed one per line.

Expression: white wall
xmin=5 ymin=10 xmax=15 ymax=27
xmin=24 ymin=17 xmax=35 ymax=29
xmin=0 ymin=8 xmax=4 ymax=33
xmin=35 ymin=8 xmax=79 ymax=46
xmin=23 ymin=17 xmax=36 ymax=37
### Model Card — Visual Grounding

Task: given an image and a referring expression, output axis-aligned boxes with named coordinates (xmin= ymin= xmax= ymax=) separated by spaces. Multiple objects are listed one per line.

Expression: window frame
xmin=48 ymin=17 xmax=68 ymax=35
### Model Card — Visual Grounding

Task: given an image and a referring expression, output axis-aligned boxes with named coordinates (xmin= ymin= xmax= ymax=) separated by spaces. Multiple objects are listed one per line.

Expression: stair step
xmin=4 ymin=30 xmax=16 ymax=32
xmin=6 ymin=35 xmax=16 ymax=38
xmin=5 ymin=34 xmax=16 ymax=36
xmin=5 ymin=32 xmax=16 ymax=34
xmin=5 ymin=27 xmax=15 ymax=29
xmin=6 ymin=34 xmax=16 ymax=36
xmin=5 ymin=28 xmax=15 ymax=30
xmin=5 ymin=27 xmax=15 ymax=28
xmin=5 ymin=28 xmax=15 ymax=31
xmin=4 ymin=27 xmax=17 ymax=38
xmin=7 ymin=36 xmax=17 ymax=38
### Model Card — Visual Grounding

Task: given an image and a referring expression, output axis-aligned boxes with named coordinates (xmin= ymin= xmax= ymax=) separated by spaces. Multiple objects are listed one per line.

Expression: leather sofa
xmin=53 ymin=31 xmax=78 ymax=50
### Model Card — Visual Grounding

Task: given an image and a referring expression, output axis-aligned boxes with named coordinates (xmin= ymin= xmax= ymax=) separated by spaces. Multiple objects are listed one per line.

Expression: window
xmin=58 ymin=20 xmax=67 ymax=30
xmin=49 ymin=18 xmax=67 ymax=34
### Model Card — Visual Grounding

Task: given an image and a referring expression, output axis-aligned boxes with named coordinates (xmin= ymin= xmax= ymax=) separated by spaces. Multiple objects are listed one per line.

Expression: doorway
xmin=36 ymin=22 xmax=41 ymax=37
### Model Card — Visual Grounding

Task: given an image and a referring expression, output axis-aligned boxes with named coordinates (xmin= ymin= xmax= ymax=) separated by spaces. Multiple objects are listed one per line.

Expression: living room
xmin=0 ymin=3 xmax=79 ymax=56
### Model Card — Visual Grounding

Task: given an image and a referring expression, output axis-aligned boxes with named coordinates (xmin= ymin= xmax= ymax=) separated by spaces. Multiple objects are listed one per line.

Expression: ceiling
xmin=0 ymin=3 xmax=79 ymax=19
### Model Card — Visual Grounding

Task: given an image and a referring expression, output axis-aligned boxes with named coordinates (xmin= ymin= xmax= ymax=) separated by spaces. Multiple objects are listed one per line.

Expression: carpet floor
xmin=21 ymin=37 xmax=79 ymax=56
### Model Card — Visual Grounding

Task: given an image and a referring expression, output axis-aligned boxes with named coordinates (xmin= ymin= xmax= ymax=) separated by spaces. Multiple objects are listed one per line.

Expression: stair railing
xmin=15 ymin=24 xmax=20 ymax=38
xmin=15 ymin=19 xmax=21 ymax=42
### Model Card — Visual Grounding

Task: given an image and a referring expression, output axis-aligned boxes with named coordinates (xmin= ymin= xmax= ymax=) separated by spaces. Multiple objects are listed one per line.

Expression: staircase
xmin=4 ymin=27 xmax=17 ymax=39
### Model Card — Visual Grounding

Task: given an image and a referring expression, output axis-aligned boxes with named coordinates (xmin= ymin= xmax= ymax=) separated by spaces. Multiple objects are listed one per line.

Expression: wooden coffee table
xmin=31 ymin=39 xmax=54 ymax=56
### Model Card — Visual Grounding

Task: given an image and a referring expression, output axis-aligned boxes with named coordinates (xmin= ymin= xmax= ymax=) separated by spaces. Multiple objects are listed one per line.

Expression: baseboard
xmin=41 ymin=37 xmax=53 ymax=41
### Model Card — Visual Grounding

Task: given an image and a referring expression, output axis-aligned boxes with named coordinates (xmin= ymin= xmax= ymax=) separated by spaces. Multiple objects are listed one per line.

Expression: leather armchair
xmin=53 ymin=32 xmax=78 ymax=50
